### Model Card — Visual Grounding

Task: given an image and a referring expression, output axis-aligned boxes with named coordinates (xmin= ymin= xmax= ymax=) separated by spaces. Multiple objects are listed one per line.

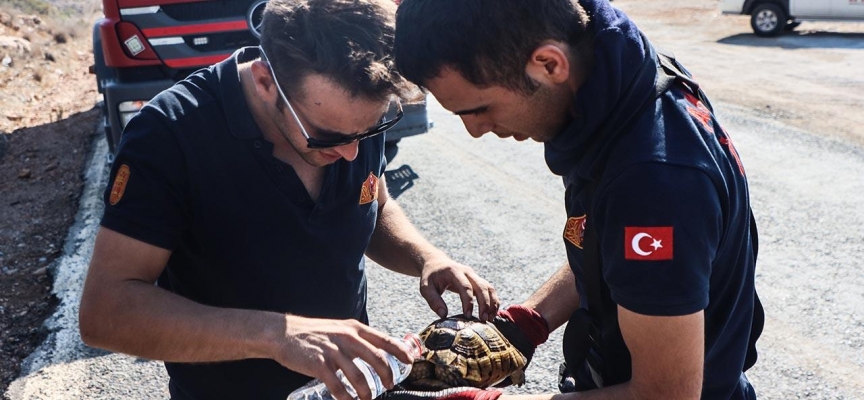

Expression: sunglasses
xmin=259 ymin=46 xmax=403 ymax=149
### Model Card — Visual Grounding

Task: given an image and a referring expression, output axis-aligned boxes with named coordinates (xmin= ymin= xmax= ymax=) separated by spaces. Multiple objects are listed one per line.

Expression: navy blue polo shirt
xmin=101 ymin=47 xmax=388 ymax=399
xmin=545 ymin=1 xmax=761 ymax=399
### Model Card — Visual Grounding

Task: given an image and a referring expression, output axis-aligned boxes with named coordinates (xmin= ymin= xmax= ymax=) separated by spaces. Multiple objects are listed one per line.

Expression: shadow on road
xmin=718 ymin=31 xmax=864 ymax=49
xmin=384 ymin=164 xmax=419 ymax=199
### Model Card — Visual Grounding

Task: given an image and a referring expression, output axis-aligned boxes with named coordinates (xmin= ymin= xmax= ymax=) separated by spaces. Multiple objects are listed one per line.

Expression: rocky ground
xmin=0 ymin=2 xmax=100 ymax=396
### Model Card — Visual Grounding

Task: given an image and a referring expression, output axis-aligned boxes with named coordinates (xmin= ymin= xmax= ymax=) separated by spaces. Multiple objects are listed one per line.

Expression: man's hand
xmin=272 ymin=316 xmax=416 ymax=400
xmin=420 ymin=257 xmax=500 ymax=322
xmin=379 ymin=387 xmax=503 ymax=400
xmin=493 ymin=305 xmax=550 ymax=370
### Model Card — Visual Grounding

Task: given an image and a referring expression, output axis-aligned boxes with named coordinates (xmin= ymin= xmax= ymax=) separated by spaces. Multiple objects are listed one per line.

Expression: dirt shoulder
xmin=0 ymin=4 xmax=99 ymax=397
xmin=615 ymin=0 xmax=864 ymax=148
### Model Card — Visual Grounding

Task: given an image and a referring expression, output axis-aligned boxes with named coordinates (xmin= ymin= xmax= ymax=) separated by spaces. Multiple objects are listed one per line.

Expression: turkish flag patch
xmin=624 ymin=226 xmax=673 ymax=261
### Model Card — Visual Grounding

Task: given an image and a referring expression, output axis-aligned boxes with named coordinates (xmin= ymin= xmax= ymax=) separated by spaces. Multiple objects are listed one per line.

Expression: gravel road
xmin=6 ymin=1 xmax=864 ymax=398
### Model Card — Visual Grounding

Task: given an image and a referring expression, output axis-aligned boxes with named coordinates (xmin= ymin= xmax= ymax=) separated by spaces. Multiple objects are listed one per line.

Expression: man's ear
xmin=525 ymin=43 xmax=571 ymax=85
xmin=250 ymin=60 xmax=279 ymax=103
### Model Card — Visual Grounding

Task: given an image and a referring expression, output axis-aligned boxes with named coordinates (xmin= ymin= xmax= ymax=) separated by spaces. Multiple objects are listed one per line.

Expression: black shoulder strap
xmin=578 ymin=49 xmax=680 ymax=385
xmin=582 ymin=48 xmax=680 ymax=330
xmin=581 ymin=49 xmax=764 ymax=383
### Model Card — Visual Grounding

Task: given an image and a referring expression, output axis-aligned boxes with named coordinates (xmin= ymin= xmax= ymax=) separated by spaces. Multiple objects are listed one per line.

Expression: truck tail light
xmin=118 ymin=100 xmax=148 ymax=128
xmin=116 ymin=22 xmax=158 ymax=60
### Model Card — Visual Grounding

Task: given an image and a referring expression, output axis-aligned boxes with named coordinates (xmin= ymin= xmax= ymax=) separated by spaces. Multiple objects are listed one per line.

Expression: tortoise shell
xmin=403 ymin=315 xmax=527 ymax=390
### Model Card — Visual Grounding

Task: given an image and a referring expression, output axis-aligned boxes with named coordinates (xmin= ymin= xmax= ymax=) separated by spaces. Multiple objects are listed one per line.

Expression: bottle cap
xmin=402 ymin=333 xmax=424 ymax=358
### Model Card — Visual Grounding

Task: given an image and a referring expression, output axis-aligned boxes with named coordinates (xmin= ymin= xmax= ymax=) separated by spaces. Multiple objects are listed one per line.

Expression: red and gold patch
xmin=359 ymin=171 xmax=379 ymax=205
xmin=109 ymin=164 xmax=131 ymax=206
xmin=563 ymin=215 xmax=587 ymax=249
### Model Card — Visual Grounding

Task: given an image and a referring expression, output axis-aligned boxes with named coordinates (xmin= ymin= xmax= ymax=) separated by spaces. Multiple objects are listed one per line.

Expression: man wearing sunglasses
xmin=78 ymin=1 xmax=499 ymax=399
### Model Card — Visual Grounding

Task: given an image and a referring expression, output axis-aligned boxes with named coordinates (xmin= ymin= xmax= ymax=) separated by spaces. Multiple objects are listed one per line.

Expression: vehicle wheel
xmin=92 ymin=25 xmax=120 ymax=153
xmin=785 ymin=21 xmax=801 ymax=31
xmin=750 ymin=3 xmax=786 ymax=37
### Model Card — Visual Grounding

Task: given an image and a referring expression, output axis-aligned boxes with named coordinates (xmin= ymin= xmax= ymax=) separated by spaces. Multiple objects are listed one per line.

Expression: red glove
xmin=378 ymin=387 xmax=502 ymax=400
xmin=493 ymin=305 xmax=550 ymax=369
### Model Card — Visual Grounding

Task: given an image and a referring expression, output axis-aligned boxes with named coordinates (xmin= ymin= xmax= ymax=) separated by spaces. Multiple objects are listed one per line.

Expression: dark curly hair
xmin=260 ymin=0 xmax=413 ymax=102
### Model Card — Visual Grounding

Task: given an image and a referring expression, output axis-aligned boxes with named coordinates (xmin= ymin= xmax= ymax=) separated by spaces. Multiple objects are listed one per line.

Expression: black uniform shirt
xmin=545 ymin=1 xmax=761 ymax=399
xmin=100 ymin=47 xmax=387 ymax=399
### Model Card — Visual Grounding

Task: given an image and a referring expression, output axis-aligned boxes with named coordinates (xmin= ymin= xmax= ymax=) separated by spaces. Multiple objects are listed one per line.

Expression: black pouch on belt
xmin=558 ymin=309 xmax=603 ymax=392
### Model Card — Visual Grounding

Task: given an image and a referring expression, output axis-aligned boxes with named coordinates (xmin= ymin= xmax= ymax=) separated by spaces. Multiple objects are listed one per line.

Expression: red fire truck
xmin=91 ymin=0 xmax=429 ymax=156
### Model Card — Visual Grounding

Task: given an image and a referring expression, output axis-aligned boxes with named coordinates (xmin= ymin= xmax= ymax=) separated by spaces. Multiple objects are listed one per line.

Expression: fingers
xmin=427 ymin=271 xmax=476 ymax=319
xmin=356 ymin=321 xmax=415 ymax=364
xmin=468 ymin=273 xmax=500 ymax=322
xmin=421 ymin=262 xmax=500 ymax=322
xmin=279 ymin=317 xmax=411 ymax=400
xmin=456 ymin=279 xmax=477 ymax=319
xmin=420 ymin=277 xmax=449 ymax=319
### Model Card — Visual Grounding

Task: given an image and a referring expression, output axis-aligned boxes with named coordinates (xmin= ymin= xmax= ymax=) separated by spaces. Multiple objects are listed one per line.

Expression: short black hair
xmin=394 ymin=0 xmax=591 ymax=93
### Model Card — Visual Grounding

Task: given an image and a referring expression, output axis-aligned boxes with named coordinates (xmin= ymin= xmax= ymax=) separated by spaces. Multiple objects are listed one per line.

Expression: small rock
xmin=38 ymin=257 xmax=46 ymax=263
xmin=44 ymin=51 xmax=54 ymax=62
xmin=2 ymin=267 xmax=18 ymax=275
xmin=6 ymin=114 xmax=22 ymax=121
xmin=0 ymin=36 xmax=31 ymax=54
xmin=17 ymin=169 xmax=31 ymax=179
xmin=1 ymin=55 xmax=10 ymax=67
xmin=43 ymin=163 xmax=56 ymax=172
xmin=32 ymin=266 xmax=47 ymax=276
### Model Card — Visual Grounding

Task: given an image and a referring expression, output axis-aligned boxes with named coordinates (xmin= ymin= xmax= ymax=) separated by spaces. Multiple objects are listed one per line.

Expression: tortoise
xmin=402 ymin=315 xmax=528 ymax=390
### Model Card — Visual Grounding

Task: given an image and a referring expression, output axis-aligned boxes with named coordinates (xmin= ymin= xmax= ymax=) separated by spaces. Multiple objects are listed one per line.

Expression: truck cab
xmin=721 ymin=0 xmax=864 ymax=36
xmin=92 ymin=0 xmax=430 ymax=157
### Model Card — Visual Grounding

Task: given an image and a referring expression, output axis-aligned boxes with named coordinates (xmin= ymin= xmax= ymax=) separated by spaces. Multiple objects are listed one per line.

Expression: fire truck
xmin=91 ymin=0 xmax=429 ymax=156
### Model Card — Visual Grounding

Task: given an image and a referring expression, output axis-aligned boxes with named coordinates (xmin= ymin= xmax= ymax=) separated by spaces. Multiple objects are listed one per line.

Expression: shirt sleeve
xmin=595 ymin=162 xmax=722 ymax=316
xmin=100 ymin=109 xmax=191 ymax=250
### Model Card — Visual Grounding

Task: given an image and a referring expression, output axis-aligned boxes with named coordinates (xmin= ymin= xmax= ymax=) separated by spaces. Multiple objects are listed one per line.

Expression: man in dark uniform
xmin=388 ymin=0 xmax=764 ymax=399
xmin=78 ymin=1 xmax=500 ymax=399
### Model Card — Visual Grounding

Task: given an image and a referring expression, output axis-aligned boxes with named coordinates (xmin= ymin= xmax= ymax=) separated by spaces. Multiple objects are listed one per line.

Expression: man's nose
xmin=333 ymin=140 xmax=360 ymax=161
xmin=460 ymin=115 xmax=493 ymax=138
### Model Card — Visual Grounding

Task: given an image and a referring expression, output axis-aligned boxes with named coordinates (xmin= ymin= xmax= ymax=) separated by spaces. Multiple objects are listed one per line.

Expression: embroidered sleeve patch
xmin=624 ymin=226 xmax=673 ymax=260
xmin=109 ymin=164 xmax=131 ymax=206
xmin=359 ymin=171 xmax=379 ymax=205
xmin=563 ymin=215 xmax=587 ymax=249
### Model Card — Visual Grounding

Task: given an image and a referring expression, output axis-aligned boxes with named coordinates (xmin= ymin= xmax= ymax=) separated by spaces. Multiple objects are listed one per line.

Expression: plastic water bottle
xmin=287 ymin=333 xmax=423 ymax=400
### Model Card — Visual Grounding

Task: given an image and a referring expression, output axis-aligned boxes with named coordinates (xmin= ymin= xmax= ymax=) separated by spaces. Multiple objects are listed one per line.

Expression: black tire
xmin=92 ymin=24 xmax=120 ymax=153
xmin=750 ymin=3 xmax=786 ymax=37
xmin=785 ymin=21 xmax=801 ymax=31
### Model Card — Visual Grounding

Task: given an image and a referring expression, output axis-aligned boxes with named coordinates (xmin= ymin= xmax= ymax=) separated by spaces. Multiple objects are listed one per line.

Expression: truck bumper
xmin=386 ymin=101 xmax=432 ymax=142
xmin=102 ymin=78 xmax=175 ymax=151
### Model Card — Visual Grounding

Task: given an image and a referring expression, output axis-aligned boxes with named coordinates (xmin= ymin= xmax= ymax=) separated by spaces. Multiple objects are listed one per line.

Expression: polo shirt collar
xmin=217 ymin=46 xmax=265 ymax=139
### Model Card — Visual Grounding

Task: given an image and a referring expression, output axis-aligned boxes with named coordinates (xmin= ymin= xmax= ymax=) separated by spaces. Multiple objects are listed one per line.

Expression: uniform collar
xmin=216 ymin=46 xmax=265 ymax=139
xmin=544 ymin=0 xmax=658 ymax=184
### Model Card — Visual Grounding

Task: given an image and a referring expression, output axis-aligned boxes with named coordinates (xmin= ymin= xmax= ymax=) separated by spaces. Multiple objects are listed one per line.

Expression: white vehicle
xmin=721 ymin=0 xmax=864 ymax=36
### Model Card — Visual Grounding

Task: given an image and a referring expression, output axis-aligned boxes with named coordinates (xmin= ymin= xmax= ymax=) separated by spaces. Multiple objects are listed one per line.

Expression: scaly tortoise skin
xmin=402 ymin=315 xmax=527 ymax=390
